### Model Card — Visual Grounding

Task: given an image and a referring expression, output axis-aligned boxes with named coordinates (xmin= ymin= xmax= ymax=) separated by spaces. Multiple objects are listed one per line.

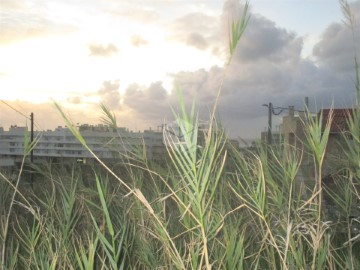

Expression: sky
xmin=0 ymin=0 xmax=359 ymax=138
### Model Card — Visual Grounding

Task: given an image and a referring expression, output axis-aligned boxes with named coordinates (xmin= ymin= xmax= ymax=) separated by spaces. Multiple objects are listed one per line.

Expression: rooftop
xmin=320 ymin=108 xmax=353 ymax=133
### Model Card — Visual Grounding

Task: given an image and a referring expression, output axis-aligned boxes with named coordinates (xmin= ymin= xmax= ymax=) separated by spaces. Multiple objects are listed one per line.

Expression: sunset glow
xmin=0 ymin=0 xmax=359 ymax=137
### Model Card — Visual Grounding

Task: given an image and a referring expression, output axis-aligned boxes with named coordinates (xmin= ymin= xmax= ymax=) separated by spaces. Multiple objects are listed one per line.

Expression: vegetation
xmin=1 ymin=1 xmax=359 ymax=269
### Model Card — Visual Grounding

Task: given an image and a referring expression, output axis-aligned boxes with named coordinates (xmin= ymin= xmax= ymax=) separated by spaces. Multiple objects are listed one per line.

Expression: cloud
xmin=97 ymin=80 xmax=121 ymax=109
xmin=227 ymin=13 xmax=303 ymax=64
xmin=172 ymin=12 xmax=217 ymax=34
xmin=0 ymin=0 xmax=24 ymax=9
xmin=313 ymin=24 xmax=359 ymax=74
xmin=96 ymin=0 xmax=357 ymax=138
xmin=0 ymin=2 xmax=76 ymax=44
xmin=109 ymin=8 xmax=160 ymax=23
xmin=186 ymin=33 xmax=209 ymax=50
xmin=88 ymin=43 xmax=119 ymax=57
xmin=123 ymin=81 xmax=168 ymax=116
xmin=131 ymin=35 xmax=149 ymax=47
xmin=0 ymin=17 xmax=75 ymax=44
xmin=3 ymin=0 xmax=359 ymax=139
xmin=0 ymin=100 xmax=100 ymax=131
xmin=312 ymin=1 xmax=360 ymax=73
xmin=168 ymin=12 xmax=219 ymax=51
xmin=66 ymin=96 xmax=82 ymax=104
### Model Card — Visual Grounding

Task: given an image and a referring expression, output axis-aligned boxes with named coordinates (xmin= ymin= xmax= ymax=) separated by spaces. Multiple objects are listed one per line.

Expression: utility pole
xmin=30 ymin=112 xmax=34 ymax=163
xmin=262 ymin=99 xmax=310 ymax=146
xmin=263 ymin=102 xmax=273 ymax=145
xmin=262 ymin=102 xmax=286 ymax=145
xmin=30 ymin=112 xmax=34 ymax=187
xmin=267 ymin=103 xmax=272 ymax=145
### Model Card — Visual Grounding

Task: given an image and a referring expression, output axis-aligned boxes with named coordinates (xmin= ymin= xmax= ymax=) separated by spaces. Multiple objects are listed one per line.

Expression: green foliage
xmin=100 ymin=102 xmax=117 ymax=129
xmin=304 ymin=109 xmax=332 ymax=167
xmin=228 ymin=1 xmax=250 ymax=64
xmin=2 ymin=99 xmax=360 ymax=270
xmin=1 ymin=1 xmax=360 ymax=269
xmin=75 ymin=236 xmax=98 ymax=270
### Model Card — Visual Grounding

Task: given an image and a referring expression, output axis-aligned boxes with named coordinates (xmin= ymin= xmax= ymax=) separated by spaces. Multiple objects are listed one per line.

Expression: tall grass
xmin=1 ymin=0 xmax=360 ymax=269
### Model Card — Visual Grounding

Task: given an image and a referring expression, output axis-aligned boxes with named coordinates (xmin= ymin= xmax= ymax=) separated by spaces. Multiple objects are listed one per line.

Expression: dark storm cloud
xmin=172 ymin=67 xmax=222 ymax=102
xmin=118 ymin=68 xmax=222 ymax=131
xmin=98 ymin=80 xmax=121 ymax=109
xmin=79 ymin=0 xmax=357 ymax=138
xmin=235 ymin=17 xmax=303 ymax=63
xmin=313 ymin=23 xmax=355 ymax=72
xmin=312 ymin=1 xmax=360 ymax=73
xmin=109 ymin=0 xmax=358 ymax=138
xmin=88 ymin=43 xmax=119 ymax=57
xmin=198 ymin=3 xmax=308 ymax=136
xmin=206 ymin=0 xmax=357 ymax=137
xmin=119 ymin=75 xmax=230 ymax=132
xmin=123 ymin=82 xmax=168 ymax=116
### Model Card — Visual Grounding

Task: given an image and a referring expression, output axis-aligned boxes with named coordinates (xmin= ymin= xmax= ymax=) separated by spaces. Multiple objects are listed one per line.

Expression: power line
xmin=272 ymin=105 xmax=307 ymax=114
xmin=0 ymin=100 xmax=31 ymax=120
xmin=0 ymin=100 xmax=47 ymax=132
xmin=262 ymin=103 xmax=306 ymax=145
xmin=262 ymin=97 xmax=313 ymax=145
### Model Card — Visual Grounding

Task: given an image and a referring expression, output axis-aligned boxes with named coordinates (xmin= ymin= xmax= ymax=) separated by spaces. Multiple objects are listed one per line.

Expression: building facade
xmin=0 ymin=124 xmax=165 ymax=167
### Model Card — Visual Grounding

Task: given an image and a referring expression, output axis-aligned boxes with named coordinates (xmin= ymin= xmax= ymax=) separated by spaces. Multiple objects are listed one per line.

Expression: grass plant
xmin=1 ymin=1 xmax=360 ymax=269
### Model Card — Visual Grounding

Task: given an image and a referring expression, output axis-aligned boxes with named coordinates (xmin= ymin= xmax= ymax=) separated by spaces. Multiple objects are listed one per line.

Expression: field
xmin=1 ymin=1 xmax=360 ymax=269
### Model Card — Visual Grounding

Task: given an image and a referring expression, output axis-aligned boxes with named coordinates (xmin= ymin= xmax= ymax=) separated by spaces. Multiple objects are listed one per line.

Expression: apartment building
xmin=266 ymin=107 xmax=354 ymax=179
xmin=281 ymin=107 xmax=352 ymax=150
xmin=280 ymin=106 xmax=305 ymax=148
xmin=0 ymin=124 xmax=165 ymax=167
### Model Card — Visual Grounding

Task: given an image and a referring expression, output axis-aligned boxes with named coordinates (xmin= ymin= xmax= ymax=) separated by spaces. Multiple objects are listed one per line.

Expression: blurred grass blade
xmin=228 ymin=1 xmax=250 ymax=64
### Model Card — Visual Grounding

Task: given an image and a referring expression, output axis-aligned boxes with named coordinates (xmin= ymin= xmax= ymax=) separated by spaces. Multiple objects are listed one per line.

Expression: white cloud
xmin=1 ymin=0 xmax=359 ymax=139
xmin=88 ymin=43 xmax=119 ymax=57
xmin=97 ymin=80 xmax=121 ymax=109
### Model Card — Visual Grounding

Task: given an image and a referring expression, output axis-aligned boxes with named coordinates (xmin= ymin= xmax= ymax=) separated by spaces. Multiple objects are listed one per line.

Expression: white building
xmin=0 ymin=124 xmax=165 ymax=167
